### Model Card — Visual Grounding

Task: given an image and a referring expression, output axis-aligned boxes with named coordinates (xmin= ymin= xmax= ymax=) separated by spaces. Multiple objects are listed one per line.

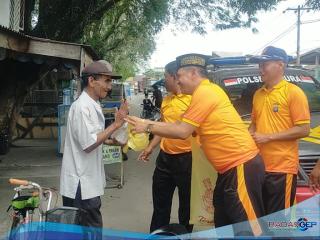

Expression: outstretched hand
xmin=138 ymin=147 xmax=153 ymax=162
xmin=125 ymin=115 xmax=149 ymax=134
xmin=309 ymin=160 xmax=320 ymax=193
xmin=114 ymin=100 xmax=129 ymax=128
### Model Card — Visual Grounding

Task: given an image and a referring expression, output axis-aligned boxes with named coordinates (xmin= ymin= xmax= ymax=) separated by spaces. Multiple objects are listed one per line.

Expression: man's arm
xmin=148 ymin=135 xmax=162 ymax=149
xmin=127 ymin=84 xmax=214 ymax=139
xmin=138 ymin=135 xmax=162 ymax=162
xmin=84 ymin=101 xmax=128 ymax=153
xmin=309 ymin=159 xmax=320 ymax=192
xmin=253 ymin=124 xmax=310 ymax=144
xmin=84 ymin=124 xmax=119 ymax=153
xmin=248 ymin=122 xmax=256 ymax=135
xmin=126 ymin=116 xmax=196 ymax=139
xmin=149 ymin=121 xmax=195 ymax=139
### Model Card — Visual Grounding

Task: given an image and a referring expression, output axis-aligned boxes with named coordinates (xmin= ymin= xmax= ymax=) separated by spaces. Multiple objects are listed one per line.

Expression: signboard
xmin=224 ymin=75 xmax=315 ymax=86
xmin=102 ymin=144 xmax=122 ymax=165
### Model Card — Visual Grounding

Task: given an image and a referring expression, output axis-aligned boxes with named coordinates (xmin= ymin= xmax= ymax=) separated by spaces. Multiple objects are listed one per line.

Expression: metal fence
xmin=24 ymin=90 xmax=63 ymax=105
xmin=21 ymin=90 xmax=63 ymax=118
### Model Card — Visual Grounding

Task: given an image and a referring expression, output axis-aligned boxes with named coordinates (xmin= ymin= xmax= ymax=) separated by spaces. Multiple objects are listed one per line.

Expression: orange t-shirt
xmin=182 ymin=79 xmax=259 ymax=174
xmin=252 ymin=79 xmax=310 ymax=174
xmin=160 ymin=94 xmax=192 ymax=154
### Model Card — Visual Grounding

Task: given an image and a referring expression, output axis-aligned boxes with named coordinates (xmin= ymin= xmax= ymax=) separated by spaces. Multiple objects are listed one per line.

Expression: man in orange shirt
xmin=249 ymin=46 xmax=310 ymax=215
xmin=139 ymin=61 xmax=193 ymax=233
xmin=127 ymin=54 xmax=265 ymax=236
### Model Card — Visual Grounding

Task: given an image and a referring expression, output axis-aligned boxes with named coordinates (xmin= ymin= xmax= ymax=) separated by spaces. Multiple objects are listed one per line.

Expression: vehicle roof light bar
xmin=208 ymin=56 xmax=250 ymax=66
xmin=207 ymin=56 xmax=294 ymax=66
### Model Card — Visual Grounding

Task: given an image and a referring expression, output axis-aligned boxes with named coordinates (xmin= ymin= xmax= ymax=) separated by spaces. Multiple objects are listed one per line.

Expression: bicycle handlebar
xmin=9 ymin=178 xmax=52 ymax=216
xmin=9 ymin=178 xmax=29 ymax=186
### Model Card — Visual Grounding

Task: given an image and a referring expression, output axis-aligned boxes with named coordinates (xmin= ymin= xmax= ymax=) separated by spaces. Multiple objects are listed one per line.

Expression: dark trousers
xmin=263 ymin=172 xmax=297 ymax=215
xmin=150 ymin=150 xmax=192 ymax=233
xmin=62 ymin=182 xmax=103 ymax=228
xmin=213 ymin=154 xmax=265 ymax=236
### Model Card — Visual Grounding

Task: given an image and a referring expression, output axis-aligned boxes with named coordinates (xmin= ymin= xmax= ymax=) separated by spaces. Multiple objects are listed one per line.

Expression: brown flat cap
xmin=81 ymin=60 xmax=121 ymax=79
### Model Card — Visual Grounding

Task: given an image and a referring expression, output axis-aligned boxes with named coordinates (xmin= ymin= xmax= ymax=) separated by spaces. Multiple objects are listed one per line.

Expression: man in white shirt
xmin=60 ymin=61 xmax=128 ymax=228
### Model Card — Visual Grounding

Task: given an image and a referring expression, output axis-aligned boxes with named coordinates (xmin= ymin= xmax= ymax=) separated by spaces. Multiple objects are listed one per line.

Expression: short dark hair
xmin=197 ymin=67 xmax=209 ymax=78
xmin=164 ymin=61 xmax=177 ymax=76
xmin=81 ymin=74 xmax=100 ymax=90
xmin=183 ymin=66 xmax=208 ymax=78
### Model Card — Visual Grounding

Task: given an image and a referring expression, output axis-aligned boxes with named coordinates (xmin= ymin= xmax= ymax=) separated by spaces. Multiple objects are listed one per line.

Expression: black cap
xmin=81 ymin=60 xmax=121 ymax=79
xmin=250 ymin=46 xmax=288 ymax=63
xmin=176 ymin=53 xmax=208 ymax=70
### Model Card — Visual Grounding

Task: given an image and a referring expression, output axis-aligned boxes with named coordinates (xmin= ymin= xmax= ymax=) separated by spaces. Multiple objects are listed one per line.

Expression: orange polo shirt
xmin=182 ymin=79 xmax=259 ymax=174
xmin=160 ymin=93 xmax=192 ymax=154
xmin=252 ymin=79 xmax=310 ymax=174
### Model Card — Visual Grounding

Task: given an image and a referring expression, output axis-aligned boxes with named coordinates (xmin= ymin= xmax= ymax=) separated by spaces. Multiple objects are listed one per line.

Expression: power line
xmin=301 ymin=18 xmax=320 ymax=24
xmin=251 ymin=23 xmax=296 ymax=55
xmin=250 ymin=6 xmax=316 ymax=56
xmin=284 ymin=5 xmax=313 ymax=65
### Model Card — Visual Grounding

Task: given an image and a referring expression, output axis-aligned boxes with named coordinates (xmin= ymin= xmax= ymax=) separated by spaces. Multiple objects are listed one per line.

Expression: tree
xmin=24 ymin=0 xmax=320 ymax=76
xmin=82 ymin=0 xmax=169 ymax=79
xmin=28 ymin=0 xmax=122 ymax=41
xmin=144 ymin=68 xmax=164 ymax=82
xmin=2 ymin=0 xmax=319 ymax=152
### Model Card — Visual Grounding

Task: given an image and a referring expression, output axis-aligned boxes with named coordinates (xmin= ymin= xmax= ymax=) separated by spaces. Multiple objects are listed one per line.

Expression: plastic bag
xmin=127 ymin=124 xmax=149 ymax=151
xmin=111 ymin=122 xmax=129 ymax=145
xmin=190 ymin=137 xmax=217 ymax=226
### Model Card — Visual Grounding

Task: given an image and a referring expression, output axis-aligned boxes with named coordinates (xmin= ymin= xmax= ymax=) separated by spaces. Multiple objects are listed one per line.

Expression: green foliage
xmin=169 ymin=0 xmax=282 ymax=34
xmin=82 ymin=0 xmax=169 ymax=79
xmin=144 ymin=68 xmax=164 ymax=81
xmin=25 ymin=0 xmax=320 ymax=78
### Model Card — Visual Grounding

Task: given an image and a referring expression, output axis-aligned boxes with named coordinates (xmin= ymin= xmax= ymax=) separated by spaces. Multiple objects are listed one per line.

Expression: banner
xmin=190 ymin=137 xmax=217 ymax=226
xmin=102 ymin=144 xmax=122 ymax=165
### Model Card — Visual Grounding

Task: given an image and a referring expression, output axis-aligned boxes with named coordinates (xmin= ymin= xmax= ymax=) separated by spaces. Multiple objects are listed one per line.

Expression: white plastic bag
xmin=111 ymin=122 xmax=129 ymax=145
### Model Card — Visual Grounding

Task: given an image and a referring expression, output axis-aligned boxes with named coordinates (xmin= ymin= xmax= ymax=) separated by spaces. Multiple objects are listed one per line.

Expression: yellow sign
xmin=190 ymin=138 xmax=217 ymax=226
xmin=102 ymin=145 xmax=122 ymax=164
xmin=302 ymin=126 xmax=320 ymax=145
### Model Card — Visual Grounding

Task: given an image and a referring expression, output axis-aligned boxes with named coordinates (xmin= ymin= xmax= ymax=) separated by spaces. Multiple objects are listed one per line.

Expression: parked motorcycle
xmin=140 ymin=99 xmax=160 ymax=140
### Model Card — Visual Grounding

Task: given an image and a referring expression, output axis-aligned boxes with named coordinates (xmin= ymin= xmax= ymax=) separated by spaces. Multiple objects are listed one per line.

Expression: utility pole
xmin=284 ymin=5 xmax=312 ymax=65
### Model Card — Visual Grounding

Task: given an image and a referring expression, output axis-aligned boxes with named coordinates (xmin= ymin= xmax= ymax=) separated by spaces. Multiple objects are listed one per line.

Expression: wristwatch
xmin=145 ymin=124 xmax=153 ymax=134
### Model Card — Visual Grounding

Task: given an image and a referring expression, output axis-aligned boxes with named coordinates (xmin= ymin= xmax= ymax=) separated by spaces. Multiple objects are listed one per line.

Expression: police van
xmin=209 ymin=62 xmax=320 ymax=203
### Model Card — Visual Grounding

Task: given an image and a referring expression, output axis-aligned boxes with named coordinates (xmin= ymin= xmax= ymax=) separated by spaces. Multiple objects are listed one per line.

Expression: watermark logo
xmin=268 ymin=218 xmax=317 ymax=231
xmin=297 ymin=218 xmax=317 ymax=231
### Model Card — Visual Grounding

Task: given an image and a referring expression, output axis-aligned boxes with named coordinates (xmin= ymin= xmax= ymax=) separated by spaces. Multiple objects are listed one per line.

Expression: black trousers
xmin=150 ymin=150 xmax=192 ymax=233
xmin=213 ymin=154 xmax=265 ymax=236
xmin=62 ymin=182 xmax=103 ymax=228
xmin=263 ymin=172 xmax=297 ymax=215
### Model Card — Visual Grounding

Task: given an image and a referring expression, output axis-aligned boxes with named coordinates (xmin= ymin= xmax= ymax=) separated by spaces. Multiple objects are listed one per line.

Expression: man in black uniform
xmin=139 ymin=61 xmax=193 ymax=233
xmin=152 ymin=85 xmax=163 ymax=108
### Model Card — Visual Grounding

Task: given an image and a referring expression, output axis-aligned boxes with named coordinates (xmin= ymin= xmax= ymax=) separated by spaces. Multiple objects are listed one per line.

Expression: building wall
xmin=0 ymin=0 xmax=11 ymax=28
xmin=14 ymin=117 xmax=58 ymax=139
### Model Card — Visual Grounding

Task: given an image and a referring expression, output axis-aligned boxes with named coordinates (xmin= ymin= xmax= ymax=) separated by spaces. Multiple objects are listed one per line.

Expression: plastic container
xmin=63 ymin=88 xmax=71 ymax=105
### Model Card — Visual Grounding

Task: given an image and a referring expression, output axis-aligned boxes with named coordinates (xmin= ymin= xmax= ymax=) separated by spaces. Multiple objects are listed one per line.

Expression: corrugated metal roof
xmin=292 ymin=48 xmax=320 ymax=65
xmin=0 ymin=24 xmax=99 ymax=60
xmin=0 ymin=24 xmax=28 ymax=39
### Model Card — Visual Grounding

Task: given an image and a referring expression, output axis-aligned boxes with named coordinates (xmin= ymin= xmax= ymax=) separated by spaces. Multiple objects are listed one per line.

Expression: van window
xmin=223 ymin=75 xmax=320 ymax=116
xmin=295 ymin=78 xmax=320 ymax=112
